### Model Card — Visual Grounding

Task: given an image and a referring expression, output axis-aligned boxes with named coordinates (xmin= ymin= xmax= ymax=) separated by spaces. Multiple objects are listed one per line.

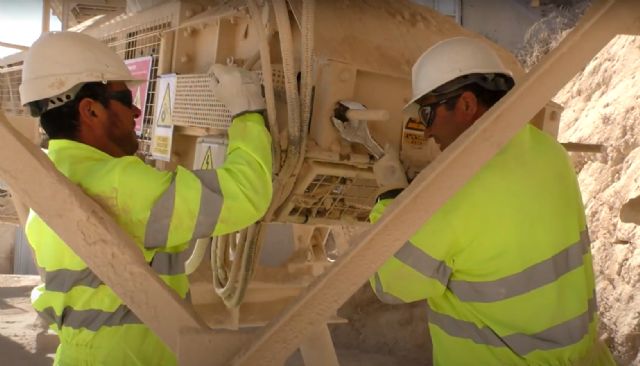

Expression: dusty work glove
xmin=209 ymin=64 xmax=265 ymax=118
xmin=373 ymin=144 xmax=408 ymax=200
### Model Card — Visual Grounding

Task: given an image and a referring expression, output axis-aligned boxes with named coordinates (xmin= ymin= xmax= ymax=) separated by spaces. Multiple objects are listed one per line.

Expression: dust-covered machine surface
xmin=0 ymin=0 xmax=563 ymax=361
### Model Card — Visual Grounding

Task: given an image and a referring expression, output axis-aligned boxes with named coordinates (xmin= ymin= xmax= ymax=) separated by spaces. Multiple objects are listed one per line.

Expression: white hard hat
xmin=404 ymin=37 xmax=513 ymax=114
xmin=19 ymin=31 xmax=142 ymax=114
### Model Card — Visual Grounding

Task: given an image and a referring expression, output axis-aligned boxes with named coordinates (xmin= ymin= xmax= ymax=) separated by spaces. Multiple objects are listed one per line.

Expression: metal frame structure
xmin=0 ymin=0 xmax=638 ymax=365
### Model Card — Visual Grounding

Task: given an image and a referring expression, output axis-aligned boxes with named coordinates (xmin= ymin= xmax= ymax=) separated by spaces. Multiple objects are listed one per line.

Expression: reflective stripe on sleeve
xmin=150 ymin=251 xmax=188 ymax=276
xmin=394 ymin=230 xmax=590 ymax=303
xmin=144 ymin=170 xmax=224 ymax=248
xmin=191 ymin=171 xmax=224 ymax=239
xmin=39 ymin=305 xmax=142 ymax=331
xmin=394 ymin=240 xmax=452 ymax=287
xmin=192 ymin=169 xmax=222 ymax=194
xmin=427 ymin=293 xmax=597 ymax=356
xmin=448 ymin=231 xmax=591 ymax=302
xmin=371 ymin=272 xmax=405 ymax=304
xmin=144 ymin=174 xmax=176 ymax=248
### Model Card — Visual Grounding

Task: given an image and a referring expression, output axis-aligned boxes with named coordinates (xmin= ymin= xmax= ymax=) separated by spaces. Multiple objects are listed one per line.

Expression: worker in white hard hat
xmin=20 ymin=31 xmax=272 ymax=365
xmin=370 ymin=37 xmax=615 ymax=365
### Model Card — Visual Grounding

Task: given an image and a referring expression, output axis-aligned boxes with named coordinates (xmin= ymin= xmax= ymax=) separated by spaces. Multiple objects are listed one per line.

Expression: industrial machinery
xmin=0 ymin=0 xmax=581 ymax=364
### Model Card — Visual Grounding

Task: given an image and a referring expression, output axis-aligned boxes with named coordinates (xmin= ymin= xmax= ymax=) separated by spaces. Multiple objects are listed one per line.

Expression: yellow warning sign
xmin=201 ymin=147 xmax=214 ymax=170
xmin=157 ymin=86 xmax=172 ymax=127
xmin=153 ymin=136 xmax=170 ymax=156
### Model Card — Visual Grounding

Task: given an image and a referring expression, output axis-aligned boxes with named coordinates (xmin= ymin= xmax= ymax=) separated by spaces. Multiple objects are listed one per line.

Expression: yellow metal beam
xmin=0 ymin=41 xmax=28 ymax=51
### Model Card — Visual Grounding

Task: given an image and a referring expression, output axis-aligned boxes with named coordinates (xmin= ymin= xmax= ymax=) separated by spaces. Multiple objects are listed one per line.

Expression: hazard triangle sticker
xmin=157 ymin=86 xmax=172 ymax=127
xmin=201 ymin=147 xmax=214 ymax=170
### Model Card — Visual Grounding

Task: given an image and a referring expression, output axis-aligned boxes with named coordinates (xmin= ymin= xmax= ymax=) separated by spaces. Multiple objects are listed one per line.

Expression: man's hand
xmin=373 ymin=144 xmax=408 ymax=198
xmin=209 ymin=64 xmax=265 ymax=118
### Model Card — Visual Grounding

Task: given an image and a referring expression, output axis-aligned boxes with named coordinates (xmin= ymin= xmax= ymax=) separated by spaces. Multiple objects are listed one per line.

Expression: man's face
xmin=103 ymin=82 xmax=140 ymax=156
xmin=419 ymin=91 xmax=480 ymax=151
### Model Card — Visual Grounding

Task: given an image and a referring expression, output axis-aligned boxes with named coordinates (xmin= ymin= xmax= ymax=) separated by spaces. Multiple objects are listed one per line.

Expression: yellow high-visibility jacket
xmin=370 ymin=125 xmax=615 ymax=365
xmin=26 ymin=113 xmax=272 ymax=365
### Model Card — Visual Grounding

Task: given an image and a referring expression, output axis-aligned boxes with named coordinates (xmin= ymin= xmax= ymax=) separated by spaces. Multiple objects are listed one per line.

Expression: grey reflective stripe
xmin=372 ymin=272 xmax=404 ymax=304
xmin=394 ymin=231 xmax=591 ymax=303
xmin=191 ymin=172 xmax=224 ymax=240
xmin=39 ymin=305 xmax=141 ymax=331
xmin=427 ymin=294 xmax=597 ymax=356
xmin=448 ymin=230 xmax=591 ymax=302
xmin=146 ymin=170 xmax=224 ymax=248
xmin=151 ymin=251 xmax=188 ymax=275
xmin=192 ymin=169 xmax=222 ymax=195
xmin=394 ymin=240 xmax=452 ymax=287
xmin=45 ymin=268 xmax=103 ymax=292
xmin=145 ymin=174 xmax=177 ymax=248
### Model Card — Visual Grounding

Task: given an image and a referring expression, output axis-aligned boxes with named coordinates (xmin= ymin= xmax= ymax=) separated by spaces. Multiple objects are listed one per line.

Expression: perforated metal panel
xmin=0 ymin=62 xmax=27 ymax=117
xmin=174 ymin=74 xmax=232 ymax=129
xmin=172 ymin=67 xmax=286 ymax=130
xmin=288 ymin=174 xmax=378 ymax=222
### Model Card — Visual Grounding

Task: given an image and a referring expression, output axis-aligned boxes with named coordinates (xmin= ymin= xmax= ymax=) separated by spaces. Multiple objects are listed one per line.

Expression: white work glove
xmin=209 ymin=64 xmax=266 ymax=118
xmin=373 ymin=144 xmax=408 ymax=198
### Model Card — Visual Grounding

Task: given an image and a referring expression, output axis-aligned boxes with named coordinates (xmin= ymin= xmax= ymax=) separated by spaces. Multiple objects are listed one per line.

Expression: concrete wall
xmin=462 ymin=0 xmax=541 ymax=52
xmin=0 ymin=224 xmax=16 ymax=273
xmin=412 ymin=0 xmax=542 ymax=53
xmin=14 ymin=229 xmax=38 ymax=275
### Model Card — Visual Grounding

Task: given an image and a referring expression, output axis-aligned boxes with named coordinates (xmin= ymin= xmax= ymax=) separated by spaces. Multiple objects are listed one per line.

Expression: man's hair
xmin=459 ymin=83 xmax=509 ymax=109
xmin=39 ymin=82 xmax=110 ymax=140
xmin=442 ymin=74 xmax=513 ymax=111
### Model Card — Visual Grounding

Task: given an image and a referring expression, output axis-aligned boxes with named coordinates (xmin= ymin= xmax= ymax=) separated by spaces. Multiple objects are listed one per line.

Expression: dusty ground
xmin=330 ymin=284 xmax=431 ymax=365
xmin=1 ymin=272 xmax=426 ymax=365
xmin=0 ymin=275 xmax=56 ymax=366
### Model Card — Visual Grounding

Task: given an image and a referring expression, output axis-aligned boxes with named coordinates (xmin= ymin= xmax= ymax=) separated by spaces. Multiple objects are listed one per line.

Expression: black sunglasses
xmin=106 ymin=89 xmax=135 ymax=109
xmin=418 ymin=91 xmax=463 ymax=128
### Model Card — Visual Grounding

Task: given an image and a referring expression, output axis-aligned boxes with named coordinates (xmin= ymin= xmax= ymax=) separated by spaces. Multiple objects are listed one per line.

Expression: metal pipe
xmin=345 ymin=109 xmax=390 ymax=122
xmin=61 ymin=0 xmax=70 ymax=31
xmin=561 ymin=142 xmax=604 ymax=153
xmin=247 ymin=0 xmax=280 ymax=174
xmin=0 ymin=41 xmax=28 ymax=51
xmin=42 ymin=0 xmax=51 ymax=33
xmin=263 ymin=0 xmax=302 ymax=220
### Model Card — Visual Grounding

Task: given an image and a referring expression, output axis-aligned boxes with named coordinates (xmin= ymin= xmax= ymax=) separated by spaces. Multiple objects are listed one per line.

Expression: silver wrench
xmin=331 ymin=100 xmax=385 ymax=159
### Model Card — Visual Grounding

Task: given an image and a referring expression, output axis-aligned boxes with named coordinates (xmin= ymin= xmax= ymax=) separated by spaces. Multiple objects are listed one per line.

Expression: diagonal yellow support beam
xmin=0 ymin=41 xmax=29 ymax=51
xmin=210 ymin=1 xmax=640 ymax=365
xmin=0 ymin=111 xmax=208 ymax=353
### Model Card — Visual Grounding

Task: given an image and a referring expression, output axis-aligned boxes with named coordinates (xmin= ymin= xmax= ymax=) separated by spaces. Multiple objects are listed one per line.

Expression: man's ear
xmin=459 ymin=91 xmax=478 ymax=119
xmin=77 ymin=98 xmax=100 ymax=122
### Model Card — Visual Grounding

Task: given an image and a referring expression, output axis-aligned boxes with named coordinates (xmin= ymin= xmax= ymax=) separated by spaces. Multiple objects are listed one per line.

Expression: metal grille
xmin=174 ymin=74 xmax=232 ymax=129
xmin=0 ymin=62 xmax=27 ymax=117
xmin=172 ymin=67 xmax=286 ymax=130
xmin=99 ymin=18 xmax=171 ymax=155
xmin=288 ymin=175 xmax=378 ymax=222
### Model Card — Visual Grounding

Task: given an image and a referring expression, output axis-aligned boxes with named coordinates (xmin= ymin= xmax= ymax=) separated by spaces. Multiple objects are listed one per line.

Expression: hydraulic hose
xmin=264 ymin=0 xmax=302 ymax=220
xmin=247 ymin=0 xmax=281 ymax=175
xmin=184 ymin=237 xmax=211 ymax=275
